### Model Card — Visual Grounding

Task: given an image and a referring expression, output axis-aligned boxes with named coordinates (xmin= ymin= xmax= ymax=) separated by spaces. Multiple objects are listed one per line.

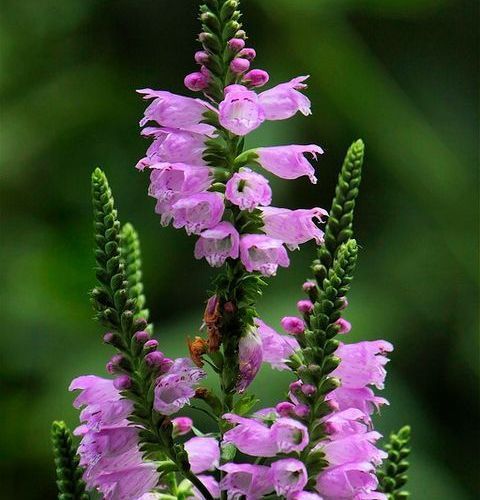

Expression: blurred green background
xmin=0 ymin=0 xmax=478 ymax=498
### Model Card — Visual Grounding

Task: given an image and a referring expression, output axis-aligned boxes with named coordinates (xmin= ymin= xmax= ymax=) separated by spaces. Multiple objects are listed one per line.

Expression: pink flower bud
xmin=301 ymin=384 xmax=316 ymax=396
xmin=276 ymin=401 xmax=295 ymax=417
xmin=242 ymin=69 xmax=270 ymax=88
xmin=194 ymin=50 xmax=209 ymax=65
xmin=172 ymin=416 xmax=193 ymax=436
xmin=103 ymin=332 xmax=114 ymax=344
xmin=113 ymin=375 xmax=132 ymax=390
xmin=106 ymin=354 xmax=124 ymax=375
xmin=281 ymin=316 xmax=305 ymax=335
xmin=144 ymin=339 xmax=158 ymax=351
xmin=228 ymin=38 xmax=245 ymax=52
xmin=134 ymin=330 xmax=150 ymax=343
xmin=238 ymin=48 xmax=256 ymax=60
xmin=302 ymin=281 xmax=316 ymax=293
xmin=336 ymin=318 xmax=352 ymax=334
xmin=339 ymin=296 xmax=349 ymax=310
xmin=294 ymin=404 xmax=310 ymax=418
xmin=144 ymin=350 xmax=165 ymax=368
xmin=230 ymin=57 xmax=250 ymax=74
xmin=289 ymin=380 xmax=303 ymax=394
xmin=297 ymin=299 xmax=314 ymax=314
xmin=184 ymin=71 xmax=209 ymax=92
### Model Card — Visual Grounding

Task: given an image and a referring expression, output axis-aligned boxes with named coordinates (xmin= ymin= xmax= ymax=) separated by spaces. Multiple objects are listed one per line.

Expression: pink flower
xmin=136 ymin=128 xmax=206 ymax=169
xmin=258 ymin=76 xmax=311 ymax=120
xmin=327 ymin=387 xmax=389 ymax=417
xmin=218 ymin=84 xmax=265 ymax=136
xmin=315 ymin=462 xmax=383 ymax=500
xmin=172 ymin=192 xmax=224 ymax=235
xmin=153 ymin=358 xmax=205 ymax=415
xmin=260 ymin=207 xmax=328 ymax=249
xmin=270 ymin=417 xmax=309 ymax=454
xmin=194 ymin=221 xmax=240 ymax=267
xmin=255 ymin=318 xmax=300 ymax=371
xmin=138 ymin=88 xmax=213 ymax=135
xmin=184 ymin=437 xmax=220 ymax=474
xmin=290 ymin=492 xmax=323 ymax=500
xmin=227 ymin=38 xmax=246 ymax=52
xmin=332 ymin=341 xmax=394 ymax=390
xmin=184 ymin=71 xmax=209 ymax=91
xmin=281 ymin=316 xmax=306 ymax=335
xmin=243 ymin=69 xmax=270 ymax=88
xmin=237 ymin=326 xmax=263 ymax=392
xmin=219 ymin=463 xmax=274 ymax=500
xmin=239 ymin=234 xmax=289 ymax=276
xmin=254 ymin=145 xmax=323 ymax=183
xmin=225 ymin=168 xmax=272 ymax=211
xmin=230 ymin=57 xmax=251 ymax=74
xmin=297 ymin=299 xmax=314 ymax=314
xmin=69 ymin=376 xmax=158 ymax=499
xmin=271 ymin=459 xmax=308 ymax=496
xmin=223 ymin=413 xmax=278 ymax=457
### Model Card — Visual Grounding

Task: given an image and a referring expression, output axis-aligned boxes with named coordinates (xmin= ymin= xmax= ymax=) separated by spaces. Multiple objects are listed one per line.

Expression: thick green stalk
xmin=90 ymin=169 xmax=213 ymax=500
xmin=377 ymin=426 xmax=412 ymax=499
xmin=51 ymin=421 xmax=88 ymax=500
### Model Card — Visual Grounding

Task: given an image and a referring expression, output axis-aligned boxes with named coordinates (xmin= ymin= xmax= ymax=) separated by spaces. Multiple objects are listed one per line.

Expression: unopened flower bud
xmin=276 ymin=401 xmax=295 ymax=417
xmin=113 ymin=375 xmax=132 ymax=390
xmin=289 ymin=380 xmax=303 ymax=394
xmin=335 ymin=318 xmax=352 ymax=334
xmin=230 ymin=57 xmax=250 ymax=73
xmin=327 ymin=399 xmax=340 ymax=412
xmin=144 ymin=350 xmax=165 ymax=368
xmin=302 ymin=281 xmax=316 ymax=293
xmin=134 ymin=330 xmax=150 ymax=343
xmin=106 ymin=354 xmax=124 ymax=374
xmin=294 ymin=404 xmax=310 ymax=418
xmin=235 ymin=29 xmax=246 ymax=39
xmin=172 ymin=417 xmax=193 ymax=437
xmin=339 ymin=296 xmax=349 ymax=310
xmin=103 ymin=332 xmax=114 ymax=344
xmin=281 ymin=316 xmax=305 ymax=335
xmin=242 ymin=69 xmax=269 ymax=88
xmin=227 ymin=37 xmax=245 ymax=52
xmin=301 ymin=384 xmax=316 ymax=396
xmin=194 ymin=50 xmax=209 ymax=65
xmin=238 ymin=48 xmax=256 ymax=60
xmin=223 ymin=301 xmax=236 ymax=314
xmin=144 ymin=339 xmax=158 ymax=352
xmin=297 ymin=299 xmax=314 ymax=314
xmin=184 ymin=71 xmax=209 ymax=92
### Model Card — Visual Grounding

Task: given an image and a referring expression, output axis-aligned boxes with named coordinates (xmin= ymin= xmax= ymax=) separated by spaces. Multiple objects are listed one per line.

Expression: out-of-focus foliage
xmin=0 ymin=0 xmax=477 ymax=498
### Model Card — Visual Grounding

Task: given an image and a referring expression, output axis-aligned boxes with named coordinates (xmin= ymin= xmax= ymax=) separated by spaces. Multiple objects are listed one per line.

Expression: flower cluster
xmin=136 ymin=46 xmax=327 ymax=277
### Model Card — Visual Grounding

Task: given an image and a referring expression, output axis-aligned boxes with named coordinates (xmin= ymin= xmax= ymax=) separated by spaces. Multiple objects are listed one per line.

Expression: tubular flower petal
xmin=219 ymin=463 xmax=274 ymax=500
xmin=271 ymin=458 xmax=308 ymax=496
xmin=172 ymin=192 xmax=225 ymax=235
xmin=184 ymin=437 xmax=220 ymax=474
xmin=194 ymin=221 xmax=240 ymax=267
xmin=239 ymin=234 xmax=290 ymax=276
xmin=225 ymin=168 xmax=272 ymax=211
xmin=237 ymin=326 xmax=263 ymax=392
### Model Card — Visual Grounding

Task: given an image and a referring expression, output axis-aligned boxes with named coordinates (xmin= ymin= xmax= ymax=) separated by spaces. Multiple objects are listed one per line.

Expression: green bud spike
xmin=377 ymin=426 xmax=412 ymax=498
xmin=121 ymin=223 xmax=151 ymax=327
xmin=316 ymin=139 xmax=364 ymax=286
xmin=51 ymin=421 xmax=89 ymax=500
xmin=90 ymin=168 xmax=133 ymax=334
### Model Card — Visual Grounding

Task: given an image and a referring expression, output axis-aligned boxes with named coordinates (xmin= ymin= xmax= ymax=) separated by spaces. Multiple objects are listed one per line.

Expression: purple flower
xmin=194 ymin=50 xmax=209 ymax=64
xmin=153 ymin=358 xmax=205 ymax=415
xmin=172 ymin=192 xmax=224 ymax=235
xmin=219 ymin=463 xmax=274 ymax=500
xmin=136 ymin=128 xmax=206 ymax=170
xmin=149 ymin=163 xmax=211 ymax=203
xmin=260 ymin=207 xmax=328 ymax=249
xmin=281 ymin=316 xmax=306 ymax=335
xmin=332 ymin=340 xmax=394 ymax=390
xmin=271 ymin=459 xmax=308 ymax=496
xmin=225 ymin=168 xmax=272 ymax=211
xmin=194 ymin=221 xmax=240 ymax=267
xmin=69 ymin=376 xmax=158 ymax=499
xmin=270 ymin=417 xmax=309 ymax=454
xmin=184 ymin=436 xmax=220 ymax=474
xmin=243 ymin=69 xmax=270 ymax=88
xmin=137 ymin=88 xmax=213 ymax=135
xmin=255 ymin=318 xmax=299 ymax=371
xmin=290 ymin=492 xmax=323 ymax=500
xmin=315 ymin=462 xmax=383 ymax=500
xmin=239 ymin=234 xmax=289 ymax=276
xmin=218 ymin=84 xmax=265 ymax=136
xmin=172 ymin=416 xmax=193 ymax=436
xmin=184 ymin=71 xmax=209 ymax=91
xmin=223 ymin=413 xmax=278 ymax=457
xmin=237 ymin=326 xmax=263 ymax=392
xmin=258 ymin=76 xmax=311 ymax=120
xmin=254 ymin=145 xmax=323 ymax=183
xmin=326 ymin=387 xmax=389 ymax=418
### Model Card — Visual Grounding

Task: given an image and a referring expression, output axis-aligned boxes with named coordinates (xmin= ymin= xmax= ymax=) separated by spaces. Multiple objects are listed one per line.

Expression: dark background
xmin=0 ymin=0 xmax=478 ymax=498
